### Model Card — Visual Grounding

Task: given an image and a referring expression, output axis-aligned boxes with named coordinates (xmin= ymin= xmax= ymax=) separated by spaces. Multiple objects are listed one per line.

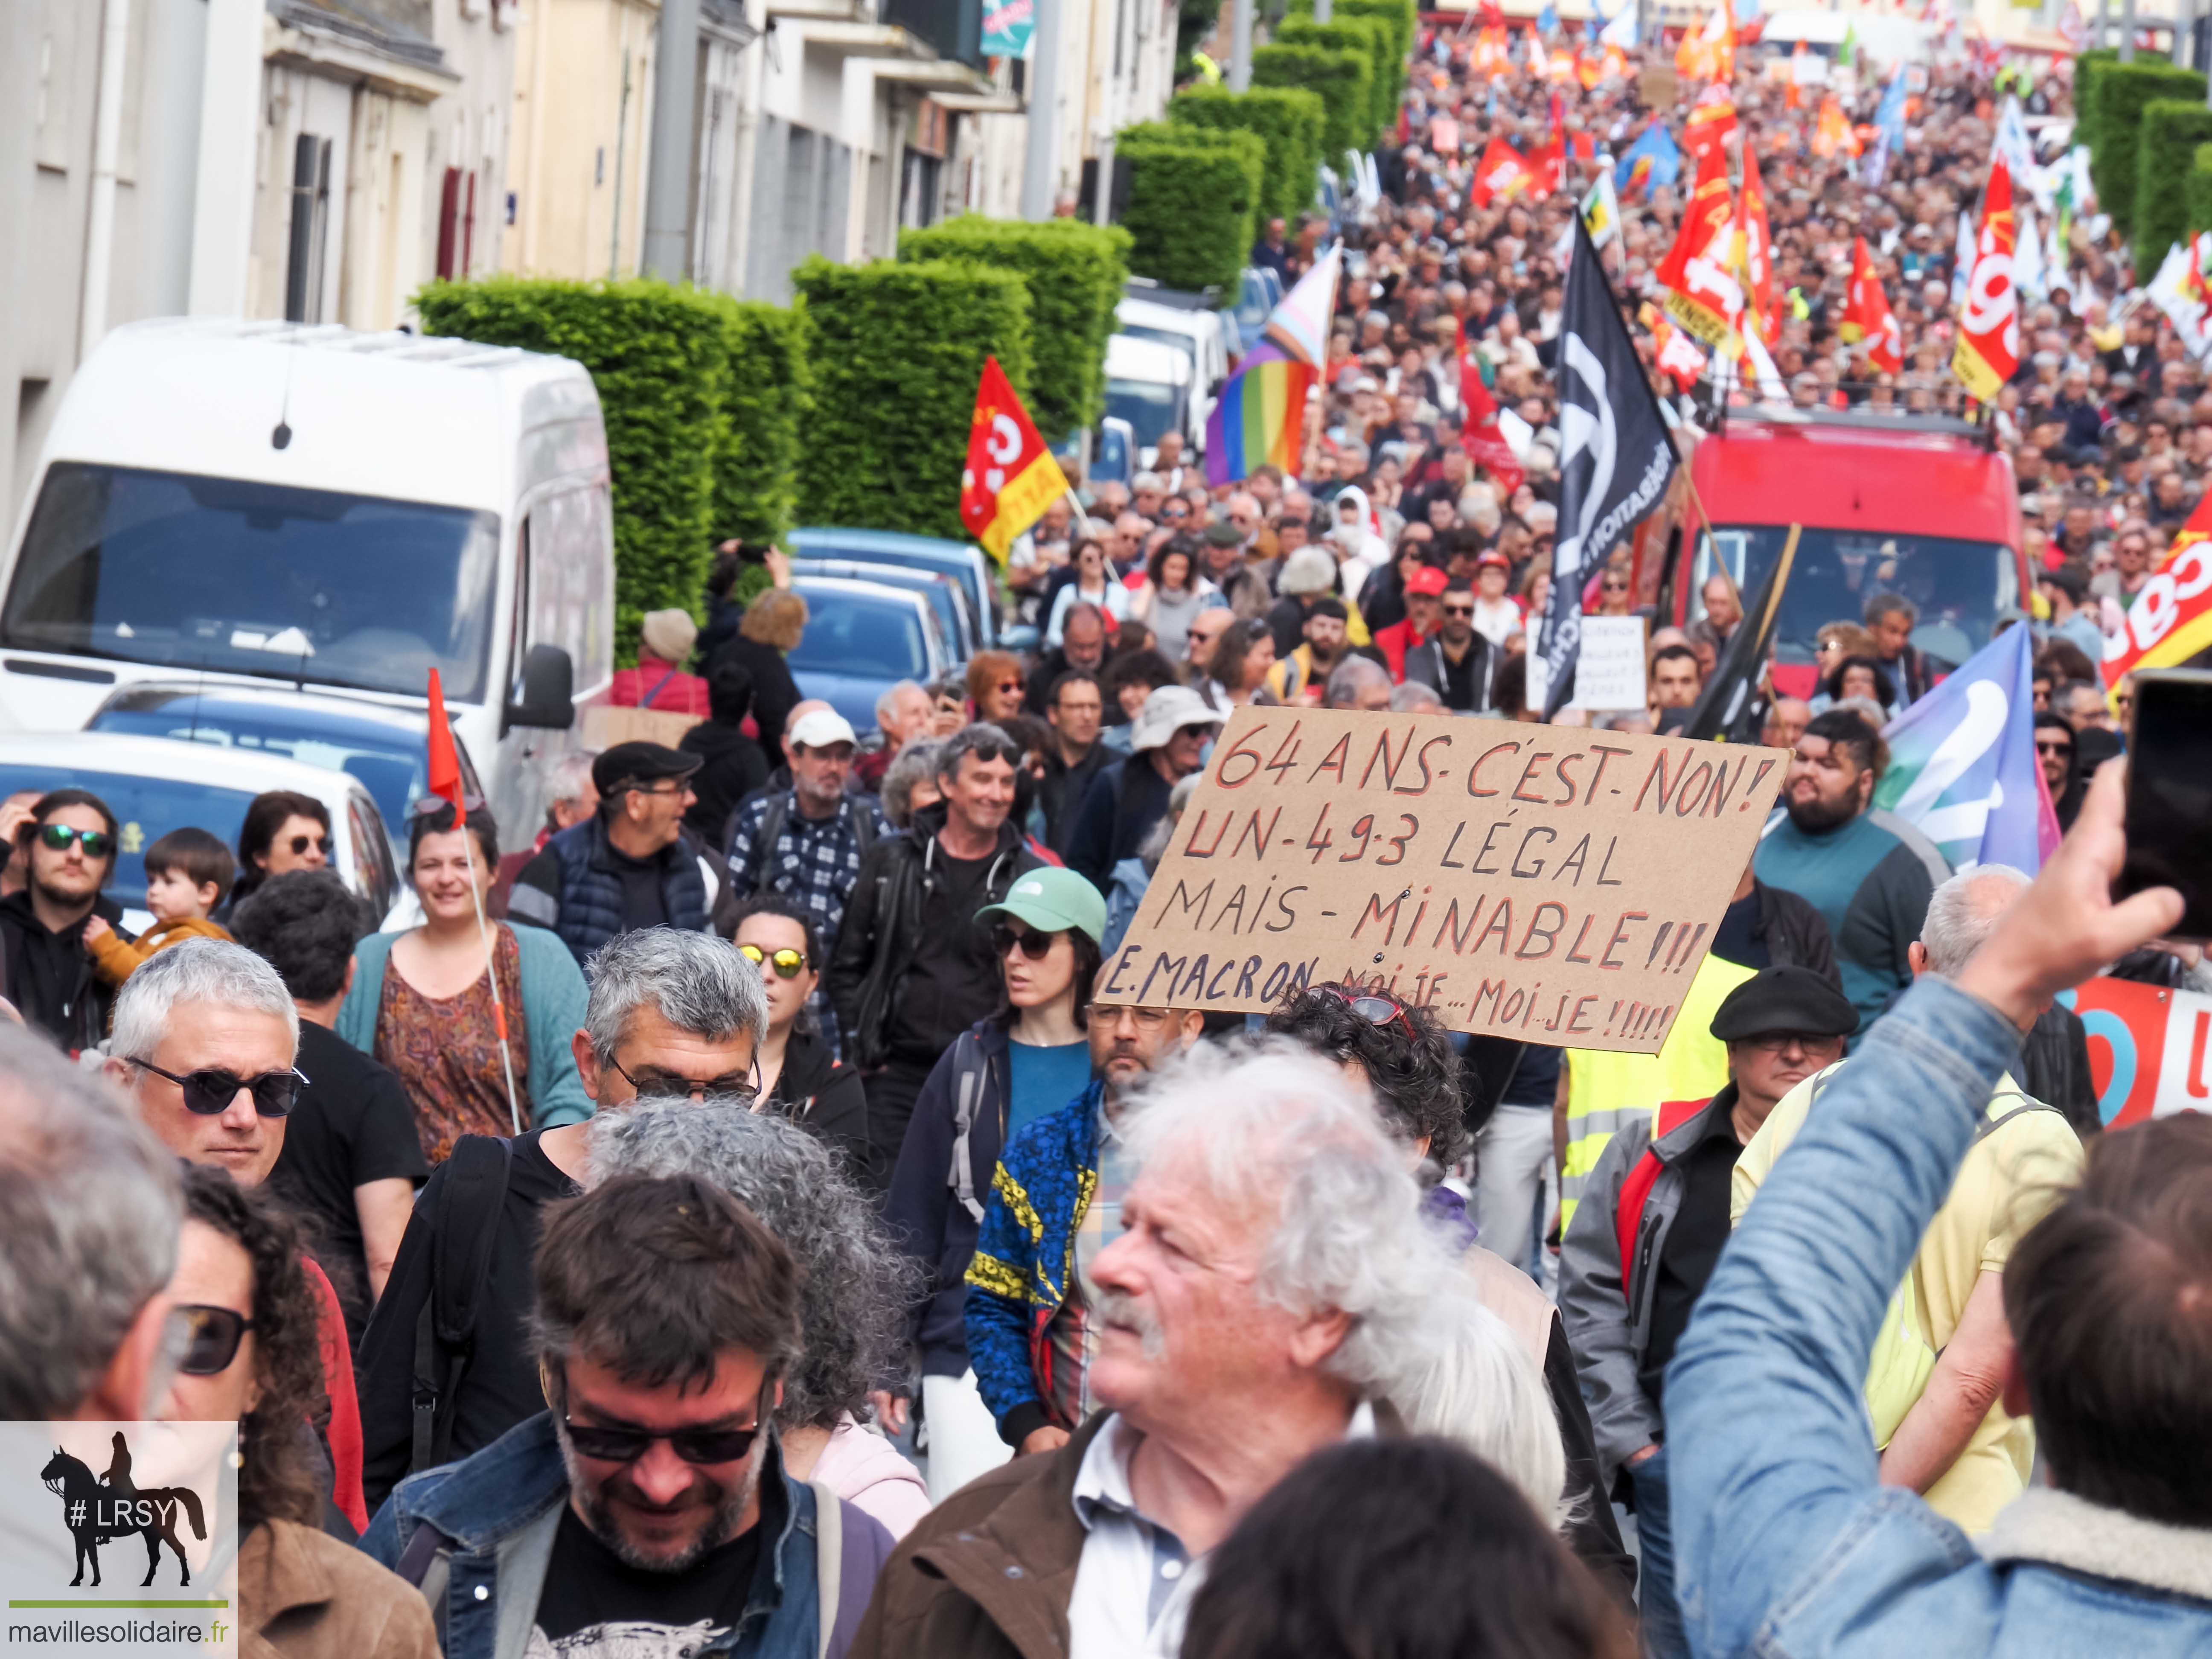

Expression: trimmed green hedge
xmin=704 ymin=297 xmax=805 ymax=547
xmin=1337 ymin=0 xmax=1418 ymax=70
xmin=1252 ymin=42 xmax=1373 ymax=166
xmin=1115 ymin=122 xmax=1266 ymax=294
xmin=897 ymin=216 xmax=1129 ymax=444
xmin=2189 ymin=140 xmax=2212 ymax=237
xmin=416 ymin=276 xmax=728 ymax=664
xmin=1169 ymin=84 xmax=1327 ymax=223
xmin=792 ymin=259 xmax=1033 ymax=542
xmin=2137 ymin=99 xmax=2212 ymax=271
xmin=2075 ymin=47 xmax=2120 ymax=161
xmin=1276 ymin=15 xmax=1394 ymax=140
xmin=2093 ymin=59 xmax=2204 ymax=235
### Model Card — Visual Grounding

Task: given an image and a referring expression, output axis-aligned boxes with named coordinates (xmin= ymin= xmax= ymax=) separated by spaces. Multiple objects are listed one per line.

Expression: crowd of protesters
xmin=4 ymin=14 xmax=2212 ymax=1659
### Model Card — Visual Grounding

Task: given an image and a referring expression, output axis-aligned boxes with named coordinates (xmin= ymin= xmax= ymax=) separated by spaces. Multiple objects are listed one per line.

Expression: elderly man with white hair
xmin=1730 ymin=864 xmax=2086 ymax=1533
xmin=851 ymin=1042 xmax=1490 ymax=1659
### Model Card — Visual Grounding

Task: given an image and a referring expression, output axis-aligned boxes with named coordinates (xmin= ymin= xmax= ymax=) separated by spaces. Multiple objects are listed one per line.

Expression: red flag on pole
xmin=1841 ymin=236 xmax=1905 ymax=373
xmin=1458 ymin=318 xmax=1527 ymax=497
xmin=961 ymin=355 xmax=1070 ymax=563
xmin=426 ymin=668 xmax=465 ymax=811
xmin=1952 ymin=155 xmax=2020 ymax=402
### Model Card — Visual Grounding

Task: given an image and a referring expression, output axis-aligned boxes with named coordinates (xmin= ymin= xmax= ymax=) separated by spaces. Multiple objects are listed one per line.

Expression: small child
xmin=84 ymin=826 xmax=236 ymax=985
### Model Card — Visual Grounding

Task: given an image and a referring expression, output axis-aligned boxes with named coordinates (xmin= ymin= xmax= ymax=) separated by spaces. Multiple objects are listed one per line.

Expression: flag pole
xmin=460 ymin=817 xmax=522 ymax=1136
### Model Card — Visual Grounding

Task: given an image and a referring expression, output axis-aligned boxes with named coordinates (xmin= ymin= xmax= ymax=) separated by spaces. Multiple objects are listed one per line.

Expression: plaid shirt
xmin=726 ymin=790 xmax=880 ymax=934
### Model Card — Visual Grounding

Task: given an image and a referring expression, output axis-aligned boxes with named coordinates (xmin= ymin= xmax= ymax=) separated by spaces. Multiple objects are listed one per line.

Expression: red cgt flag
xmin=1469 ymin=137 xmax=1532 ymax=207
xmin=961 ymin=355 xmax=1069 ymax=562
xmin=1841 ymin=235 xmax=1904 ymax=374
xmin=1952 ymin=155 xmax=2020 ymax=402
xmin=425 ymin=669 xmax=465 ymax=812
xmin=1458 ymin=318 xmax=1526 ymax=497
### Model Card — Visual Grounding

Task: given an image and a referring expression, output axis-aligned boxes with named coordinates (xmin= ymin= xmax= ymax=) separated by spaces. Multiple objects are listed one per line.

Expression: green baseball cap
xmin=975 ymin=866 xmax=1108 ymax=945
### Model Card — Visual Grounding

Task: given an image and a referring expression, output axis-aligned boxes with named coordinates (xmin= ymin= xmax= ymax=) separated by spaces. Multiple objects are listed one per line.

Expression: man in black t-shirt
xmin=230 ymin=871 xmax=428 ymax=1343
xmin=363 ymin=1174 xmax=892 ymax=1656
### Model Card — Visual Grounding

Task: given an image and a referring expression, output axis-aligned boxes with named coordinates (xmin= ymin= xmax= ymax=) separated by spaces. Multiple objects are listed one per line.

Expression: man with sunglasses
xmin=0 ymin=787 xmax=130 ymax=1051
xmin=103 ymin=935 xmax=371 ymax=1531
xmin=357 ymin=928 xmax=770 ymax=1513
xmin=364 ymin=1173 xmax=892 ymax=1659
xmin=1402 ymin=575 xmax=1501 ymax=713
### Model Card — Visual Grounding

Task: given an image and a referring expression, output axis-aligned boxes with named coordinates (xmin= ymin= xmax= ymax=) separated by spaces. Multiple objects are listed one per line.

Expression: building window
xmin=437 ymin=166 xmax=478 ymax=279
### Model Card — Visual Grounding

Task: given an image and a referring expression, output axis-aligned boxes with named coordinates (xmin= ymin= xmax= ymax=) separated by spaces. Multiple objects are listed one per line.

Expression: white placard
xmin=1525 ymin=616 xmax=1649 ymax=713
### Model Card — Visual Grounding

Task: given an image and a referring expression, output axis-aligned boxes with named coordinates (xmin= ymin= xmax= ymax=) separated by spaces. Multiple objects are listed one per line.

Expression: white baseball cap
xmin=788 ymin=708 xmax=859 ymax=750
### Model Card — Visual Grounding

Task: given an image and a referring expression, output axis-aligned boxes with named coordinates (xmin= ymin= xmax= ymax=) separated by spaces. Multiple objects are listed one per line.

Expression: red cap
xmin=1406 ymin=565 xmax=1450 ymax=597
xmin=1476 ymin=550 xmax=1511 ymax=571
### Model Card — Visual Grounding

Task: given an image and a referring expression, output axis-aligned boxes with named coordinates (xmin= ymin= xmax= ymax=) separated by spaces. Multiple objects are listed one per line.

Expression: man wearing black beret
xmin=1558 ymin=964 xmax=1858 ymax=1659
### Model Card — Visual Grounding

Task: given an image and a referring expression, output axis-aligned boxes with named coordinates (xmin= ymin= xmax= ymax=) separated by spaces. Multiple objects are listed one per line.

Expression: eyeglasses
xmin=285 ymin=834 xmax=334 ymax=858
xmin=410 ymin=793 xmax=487 ymax=818
xmin=1320 ymin=984 xmax=1417 ymax=1039
xmin=561 ymin=1384 xmax=771 ymax=1467
xmin=605 ymin=1055 xmax=760 ymax=1104
xmin=2035 ymin=739 xmax=2075 ymax=757
xmin=130 ymin=1058 xmax=304 ymax=1118
xmin=996 ymin=679 xmax=1025 ymax=694
xmin=173 ymin=1305 xmax=256 ymax=1377
xmin=737 ymin=942 xmax=808 ymax=978
xmin=1601 ymin=578 xmax=1629 ymax=592
xmin=992 ymin=923 xmax=1062 ymax=960
xmin=37 ymin=824 xmax=114 ymax=859
xmin=1441 ymin=603 xmax=1476 ymax=617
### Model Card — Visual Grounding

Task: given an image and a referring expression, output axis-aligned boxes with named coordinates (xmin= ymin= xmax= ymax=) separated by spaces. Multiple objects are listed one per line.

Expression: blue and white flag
xmin=1875 ymin=71 xmax=1907 ymax=153
xmin=1613 ymin=122 xmax=1680 ymax=198
xmin=1537 ymin=1 xmax=1558 ymax=35
xmin=1872 ymin=623 xmax=2061 ymax=873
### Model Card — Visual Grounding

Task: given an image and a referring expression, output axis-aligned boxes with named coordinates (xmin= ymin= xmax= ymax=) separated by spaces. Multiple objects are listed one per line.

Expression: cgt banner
xmin=1097 ymin=709 xmax=1786 ymax=1052
xmin=0 ymin=1421 xmax=237 ymax=1659
xmin=2061 ymin=975 xmax=2212 ymax=1129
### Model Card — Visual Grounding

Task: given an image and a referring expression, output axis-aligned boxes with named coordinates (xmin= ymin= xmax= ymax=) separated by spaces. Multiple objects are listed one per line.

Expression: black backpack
xmin=408 ymin=1135 xmax=514 ymax=1476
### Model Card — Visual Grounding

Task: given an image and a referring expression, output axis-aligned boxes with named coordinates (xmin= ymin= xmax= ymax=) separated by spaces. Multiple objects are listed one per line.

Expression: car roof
xmin=789 ymin=527 xmax=981 ymax=558
xmin=789 ymin=573 xmax=936 ymax=608
xmin=0 ymin=731 xmax=377 ymax=803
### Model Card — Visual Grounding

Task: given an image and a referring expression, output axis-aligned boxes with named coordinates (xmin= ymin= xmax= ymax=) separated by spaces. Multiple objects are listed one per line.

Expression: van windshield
xmin=3 ymin=463 xmax=501 ymax=701
xmin=1106 ymin=378 xmax=1187 ymax=448
xmin=1697 ymin=526 xmax=2023 ymax=675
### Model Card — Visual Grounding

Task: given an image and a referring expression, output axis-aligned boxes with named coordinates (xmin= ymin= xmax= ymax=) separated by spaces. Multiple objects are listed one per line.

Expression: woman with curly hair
xmin=583 ymin=1101 xmax=931 ymax=1536
xmin=167 ymin=1165 xmax=438 ymax=1656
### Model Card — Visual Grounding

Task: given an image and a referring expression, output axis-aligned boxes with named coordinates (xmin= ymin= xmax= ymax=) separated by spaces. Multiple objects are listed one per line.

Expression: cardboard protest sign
xmin=1097 ymin=708 xmax=1788 ymax=1053
xmin=582 ymin=704 xmax=698 ymax=751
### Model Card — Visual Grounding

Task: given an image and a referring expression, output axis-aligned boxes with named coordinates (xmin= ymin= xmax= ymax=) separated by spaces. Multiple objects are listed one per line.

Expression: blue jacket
xmin=359 ymin=1412 xmax=890 ymax=1659
xmin=963 ymin=1081 xmax=1106 ymax=1448
xmin=1666 ymin=977 xmax=2212 ymax=1656
xmin=883 ymin=1022 xmax=1009 ymax=1379
xmin=336 ymin=924 xmax=594 ymax=1129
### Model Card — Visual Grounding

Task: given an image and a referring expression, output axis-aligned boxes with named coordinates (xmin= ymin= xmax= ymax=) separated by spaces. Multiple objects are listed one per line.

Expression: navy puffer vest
xmin=544 ymin=817 xmax=709 ymax=963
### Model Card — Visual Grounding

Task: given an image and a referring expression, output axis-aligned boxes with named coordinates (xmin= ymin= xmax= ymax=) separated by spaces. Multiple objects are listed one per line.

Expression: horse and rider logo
xmin=38 ymin=1432 xmax=207 ymax=1588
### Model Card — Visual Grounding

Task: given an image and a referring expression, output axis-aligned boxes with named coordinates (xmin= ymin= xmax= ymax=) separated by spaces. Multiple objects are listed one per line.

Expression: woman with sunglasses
xmin=1042 ymin=537 xmax=1130 ymax=649
xmin=227 ymin=792 xmax=331 ymax=913
xmin=337 ymin=800 xmax=589 ymax=1162
xmin=731 ymin=893 xmax=868 ymax=1174
xmin=880 ymin=866 xmax=1106 ymax=1502
xmin=168 ymin=1164 xmax=439 ymax=1655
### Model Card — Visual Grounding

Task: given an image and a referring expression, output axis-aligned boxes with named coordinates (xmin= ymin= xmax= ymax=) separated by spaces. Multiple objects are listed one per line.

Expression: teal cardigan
xmin=335 ymin=923 xmax=594 ymax=1129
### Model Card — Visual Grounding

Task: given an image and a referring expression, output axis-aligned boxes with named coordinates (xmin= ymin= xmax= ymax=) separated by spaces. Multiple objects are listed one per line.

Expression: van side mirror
xmin=503 ymin=644 xmax=575 ymax=735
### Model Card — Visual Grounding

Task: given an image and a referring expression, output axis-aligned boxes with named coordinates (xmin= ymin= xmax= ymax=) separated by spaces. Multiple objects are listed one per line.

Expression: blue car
xmin=789 ymin=527 xmax=1000 ymax=652
xmin=786 ymin=576 xmax=954 ymax=737
xmin=787 ymin=556 xmax=974 ymax=661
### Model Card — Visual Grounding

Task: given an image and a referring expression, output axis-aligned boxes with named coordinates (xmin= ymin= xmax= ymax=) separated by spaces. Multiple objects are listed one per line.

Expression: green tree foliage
xmin=2136 ymin=100 xmax=2212 ymax=271
xmin=1276 ymin=15 xmax=1394 ymax=139
xmin=1114 ymin=122 xmax=1267 ymax=293
xmin=2189 ymin=140 xmax=2212 ymax=239
xmin=1251 ymin=42 xmax=1373 ymax=166
xmin=416 ymin=276 xmax=728 ymax=664
xmin=897 ymin=215 xmax=1129 ymax=443
xmin=2074 ymin=47 xmax=2120 ymax=160
xmin=1169 ymin=84 xmax=1327 ymax=224
xmin=791 ymin=258 xmax=1033 ymax=541
xmin=701 ymin=297 xmax=806 ymax=547
xmin=2091 ymin=59 xmax=2203 ymax=236
xmin=1336 ymin=0 xmax=1418 ymax=71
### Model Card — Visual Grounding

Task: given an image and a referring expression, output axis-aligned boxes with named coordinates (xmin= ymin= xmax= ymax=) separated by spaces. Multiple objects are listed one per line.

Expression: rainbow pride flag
xmin=1204 ymin=355 xmax=1318 ymax=485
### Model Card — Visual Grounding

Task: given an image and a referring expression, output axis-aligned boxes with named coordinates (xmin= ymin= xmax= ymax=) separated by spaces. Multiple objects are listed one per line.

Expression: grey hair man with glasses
xmin=0 ymin=1022 xmax=183 ymax=1423
xmin=357 ymin=928 xmax=769 ymax=1513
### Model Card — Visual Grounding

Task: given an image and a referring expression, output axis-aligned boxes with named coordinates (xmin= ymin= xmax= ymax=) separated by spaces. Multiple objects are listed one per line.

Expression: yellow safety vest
xmin=1559 ymin=952 xmax=1755 ymax=1230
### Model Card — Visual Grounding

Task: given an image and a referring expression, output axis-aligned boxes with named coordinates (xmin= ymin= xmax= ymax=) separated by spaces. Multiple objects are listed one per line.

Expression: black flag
xmin=1543 ymin=217 xmax=1680 ymax=718
xmin=1682 ymin=525 xmax=1800 ymax=742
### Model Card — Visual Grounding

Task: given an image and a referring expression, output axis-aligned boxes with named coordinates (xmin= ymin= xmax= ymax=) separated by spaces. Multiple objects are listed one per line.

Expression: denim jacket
xmin=360 ymin=1412 xmax=862 ymax=1659
xmin=1666 ymin=978 xmax=2212 ymax=1656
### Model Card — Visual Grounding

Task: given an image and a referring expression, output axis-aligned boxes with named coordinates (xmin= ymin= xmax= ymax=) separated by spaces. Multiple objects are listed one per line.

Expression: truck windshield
xmin=2 ymin=463 xmax=501 ymax=701
xmin=1106 ymin=378 xmax=1187 ymax=448
xmin=1697 ymin=525 xmax=2022 ymax=674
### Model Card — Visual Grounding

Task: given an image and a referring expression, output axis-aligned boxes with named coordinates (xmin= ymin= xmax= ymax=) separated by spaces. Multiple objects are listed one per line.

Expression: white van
xmin=1116 ymin=291 xmax=1232 ymax=439
xmin=1104 ymin=335 xmax=1196 ymax=470
xmin=0 ymin=318 xmax=614 ymax=839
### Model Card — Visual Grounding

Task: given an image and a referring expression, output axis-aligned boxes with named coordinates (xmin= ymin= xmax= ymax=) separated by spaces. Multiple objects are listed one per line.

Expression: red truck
xmin=1639 ymin=409 xmax=2028 ymax=700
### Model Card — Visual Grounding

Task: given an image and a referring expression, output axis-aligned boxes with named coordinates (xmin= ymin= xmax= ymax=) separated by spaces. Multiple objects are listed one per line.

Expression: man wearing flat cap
xmin=1560 ymin=963 xmax=1858 ymax=1658
xmin=510 ymin=740 xmax=712 ymax=964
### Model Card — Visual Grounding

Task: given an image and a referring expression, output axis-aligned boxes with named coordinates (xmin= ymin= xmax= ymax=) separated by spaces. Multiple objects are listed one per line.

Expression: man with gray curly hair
xmin=358 ymin=928 xmax=768 ymax=1513
xmin=852 ymin=1042 xmax=1481 ymax=1659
